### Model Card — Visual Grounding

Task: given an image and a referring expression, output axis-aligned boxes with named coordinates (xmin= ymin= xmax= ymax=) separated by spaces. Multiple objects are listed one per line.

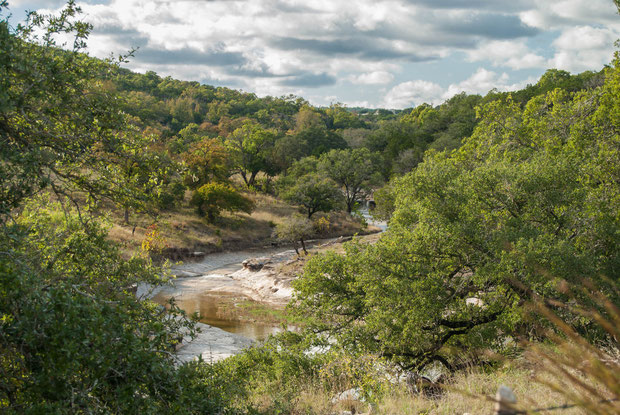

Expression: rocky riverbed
xmin=138 ymin=245 xmax=302 ymax=363
xmin=140 ymin=216 xmax=385 ymax=364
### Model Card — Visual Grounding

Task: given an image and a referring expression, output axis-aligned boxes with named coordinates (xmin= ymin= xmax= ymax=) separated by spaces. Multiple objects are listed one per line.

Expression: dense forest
xmin=1 ymin=1 xmax=618 ymax=414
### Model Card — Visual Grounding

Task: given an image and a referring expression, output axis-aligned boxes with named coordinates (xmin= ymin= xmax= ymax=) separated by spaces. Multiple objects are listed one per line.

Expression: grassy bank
xmin=210 ymin=345 xmax=608 ymax=415
xmin=106 ymin=190 xmax=375 ymax=258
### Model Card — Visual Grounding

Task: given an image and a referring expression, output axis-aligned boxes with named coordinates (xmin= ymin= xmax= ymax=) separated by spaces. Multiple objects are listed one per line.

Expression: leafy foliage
xmin=0 ymin=204 xmax=232 ymax=413
xmin=182 ymin=137 xmax=231 ymax=188
xmin=293 ymin=59 xmax=620 ymax=371
xmin=0 ymin=3 xmax=149 ymax=217
xmin=191 ymin=182 xmax=255 ymax=222
xmin=0 ymin=4 xmax=236 ymax=412
xmin=225 ymin=121 xmax=278 ymax=188
xmin=279 ymin=172 xmax=343 ymax=218
xmin=318 ymin=148 xmax=382 ymax=213
xmin=2 ymin=1 xmax=619 ymax=411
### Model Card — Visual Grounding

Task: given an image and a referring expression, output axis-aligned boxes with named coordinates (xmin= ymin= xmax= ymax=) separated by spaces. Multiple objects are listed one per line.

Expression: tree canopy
xmin=279 ymin=172 xmax=343 ymax=218
xmin=225 ymin=121 xmax=277 ymax=188
xmin=318 ymin=148 xmax=382 ymax=213
xmin=293 ymin=58 xmax=620 ymax=371
xmin=0 ymin=3 xmax=232 ymax=412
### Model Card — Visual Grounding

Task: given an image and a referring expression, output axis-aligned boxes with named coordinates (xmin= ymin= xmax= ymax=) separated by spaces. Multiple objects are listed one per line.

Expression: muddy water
xmin=150 ymin=214 xmax=386 ymax=343
xmin=161 ymin=291 xmax=284 ymax=341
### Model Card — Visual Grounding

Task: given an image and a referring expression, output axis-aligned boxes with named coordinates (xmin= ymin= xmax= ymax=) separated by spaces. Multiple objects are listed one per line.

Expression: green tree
xmin=0 ymin=4 xmax=235 ymax=412
xmin=279 ymin=172 xmax=343 ymax=218
xmin=0 ymin=205 xmax=202 ymax=412
xmin=371 ymin=182 xmax=396 ymax=221
xmin=0 ymin=1 xmax=158 ymax=219
xmin=191 ymin=182 xmax=254 ymax=222
xmin=318 ymin=148 xmax=382 ymax=213
xmin=270 ymin=134 xmax=308 ymax=171
xmin=109 ymin=131 xmax=183 ymax=223
xmin=169 ymin=123 xmax=211 ymax=154
xmin=182 ymin=137 xmax=231 ymax=188
xmin=293 ymin=105 xmax=325 ymax=132
xmin=325 ymin=103 xmax=365 ymax=129
xmin=294 ymin=63 xmax=620 ymax=371
xmin=225 ymin=121 xmax=277 ymax=188
xmin=295 ymin=126 xmax=348 ymax=157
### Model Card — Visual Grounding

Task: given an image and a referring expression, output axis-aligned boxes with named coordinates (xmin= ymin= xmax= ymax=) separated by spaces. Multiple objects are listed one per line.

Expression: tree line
xmin=93 ymin=43 xmax=606 ymax=225
xmin=1 ymin=0 xmax=618 ymax=412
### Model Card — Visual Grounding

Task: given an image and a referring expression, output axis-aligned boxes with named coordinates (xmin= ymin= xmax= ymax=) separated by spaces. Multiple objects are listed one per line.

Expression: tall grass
xmin=522 ymin=282 xmax=619 ymax=415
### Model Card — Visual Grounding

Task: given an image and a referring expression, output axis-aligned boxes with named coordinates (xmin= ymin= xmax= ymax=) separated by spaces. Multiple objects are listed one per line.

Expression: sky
xmin=4 ymin=0 xmax=620 ymax=108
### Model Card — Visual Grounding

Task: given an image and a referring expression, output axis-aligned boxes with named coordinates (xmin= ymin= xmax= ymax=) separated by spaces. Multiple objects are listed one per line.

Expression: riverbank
xmin=143 ymin=232 xmax=383 ymax=363
xmin=110 ymin=190 xmax=376 ymax=260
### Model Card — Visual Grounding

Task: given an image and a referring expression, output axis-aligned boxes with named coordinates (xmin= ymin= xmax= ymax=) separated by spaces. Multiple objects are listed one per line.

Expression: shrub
xmin=274 ymin=214 xmax=314 ymax=255
xmin=156 ymin=180 xmax=186 ymax=210
xmin=314 ymin=215 xmax=331 ymax=235
xmin=191 ymin=182 xmax=254 ymax=222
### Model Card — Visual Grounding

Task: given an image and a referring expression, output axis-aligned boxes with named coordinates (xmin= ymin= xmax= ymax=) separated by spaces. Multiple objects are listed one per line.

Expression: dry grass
xmin=249 ymin=358 xmax=594 ymax=415
xmin=106 ymin=190 xmax=373 ymax=258
xmin=377 ymin=366 xmax=592 ymax=415
xmin=233 ymin=344 xmax=608 ymax=415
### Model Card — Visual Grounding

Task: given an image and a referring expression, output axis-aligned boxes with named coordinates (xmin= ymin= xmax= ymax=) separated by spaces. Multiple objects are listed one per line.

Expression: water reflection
xmin=154 ymin=291 xmax=284 ymax=342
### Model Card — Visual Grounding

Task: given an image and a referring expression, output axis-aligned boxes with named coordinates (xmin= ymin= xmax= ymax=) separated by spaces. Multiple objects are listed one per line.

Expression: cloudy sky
xmin=5 ymin=0 xmax=620 ymax=108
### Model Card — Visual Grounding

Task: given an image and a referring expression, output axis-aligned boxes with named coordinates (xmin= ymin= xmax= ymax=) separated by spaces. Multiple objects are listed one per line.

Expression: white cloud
xmin=15 ymin=0 xmax=620 ymax=107
xmin=382 ymin=80 xmax=444 ymax=108
xmin=342 ymin=100 xmax=371 ymax=108
xmin=467 ymin=40 xmax=546 ymax=69
xmin=35 ymin=0 xmax=551 ymax=86
xmin=443 ymin=68 xmax=530 ymax=98
xmin=350 ymin=71 xmax=394 ymax=85
xmin=383 ymin=68 xmax=535 ymax=109
xmin=548 ymin=25 xmax=619 ymax=72
xmin=520 ymin=0 xmax=619 ymax=29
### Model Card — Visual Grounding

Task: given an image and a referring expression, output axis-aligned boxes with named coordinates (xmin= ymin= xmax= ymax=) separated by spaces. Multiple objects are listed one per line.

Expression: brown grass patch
xmin=106 ymin=189 xmax=375 ymax=258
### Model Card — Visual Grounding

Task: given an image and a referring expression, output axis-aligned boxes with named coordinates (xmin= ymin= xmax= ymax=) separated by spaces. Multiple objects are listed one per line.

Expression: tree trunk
xmin=247 ymin=171 xmax=258 ymax=188
xmin=345 ymin=185 xmax=353 ymax=214
xmin=308 ymin=207 xmax=315 ymax=218
xmin=264 ymin=175 xmax=272 ymax=192
xmin=124 ymin=206 xmax=130 ymax=224
xmin=300 ymin=237 xmax=307 ymax=255
xmin=292 ymin=241 xmax=300 ymax=256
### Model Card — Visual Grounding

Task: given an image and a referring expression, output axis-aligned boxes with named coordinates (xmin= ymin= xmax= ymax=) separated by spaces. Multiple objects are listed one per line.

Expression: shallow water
xmin=151 ymin=213 xmax=386 ymax=342
xmin=154 ymin=290 xmax=284 ymax=341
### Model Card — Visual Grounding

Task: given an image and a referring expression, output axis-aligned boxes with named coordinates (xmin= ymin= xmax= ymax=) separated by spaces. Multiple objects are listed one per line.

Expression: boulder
xmin=331 ymin=388 xmax=364 ymax=403
xmin=242 ymin=257 xmax=271 ymax=272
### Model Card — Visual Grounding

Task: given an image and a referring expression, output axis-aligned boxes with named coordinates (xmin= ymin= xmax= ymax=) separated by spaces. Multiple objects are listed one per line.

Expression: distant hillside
xmin=109 ymin=65 xmax=605 ymax=177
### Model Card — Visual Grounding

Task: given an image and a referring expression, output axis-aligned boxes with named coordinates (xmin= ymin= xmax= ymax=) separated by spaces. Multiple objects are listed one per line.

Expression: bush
xmin=0 ymin=203 xmax=238 ymax=413
xmin=274 ymin=214 xmax=314 ymax=255
xmin=191 ymin=182 xmax=254 ymax=222
xmin=156 ymin=180 xmax=186 ymax=210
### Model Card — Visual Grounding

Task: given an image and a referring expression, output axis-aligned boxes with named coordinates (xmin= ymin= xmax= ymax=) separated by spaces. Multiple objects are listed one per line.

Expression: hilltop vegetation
xmin=97 ymin=44 xmax=607 ymax=255
xmin=0 ymin=1 xmax=618 ymax=414
xmin=96 ymin=60 xmax=606 ymax=255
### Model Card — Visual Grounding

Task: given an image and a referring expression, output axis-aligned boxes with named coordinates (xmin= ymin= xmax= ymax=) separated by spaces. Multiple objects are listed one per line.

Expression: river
xmin=150 ymin=209 xmax=386 ymax=344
